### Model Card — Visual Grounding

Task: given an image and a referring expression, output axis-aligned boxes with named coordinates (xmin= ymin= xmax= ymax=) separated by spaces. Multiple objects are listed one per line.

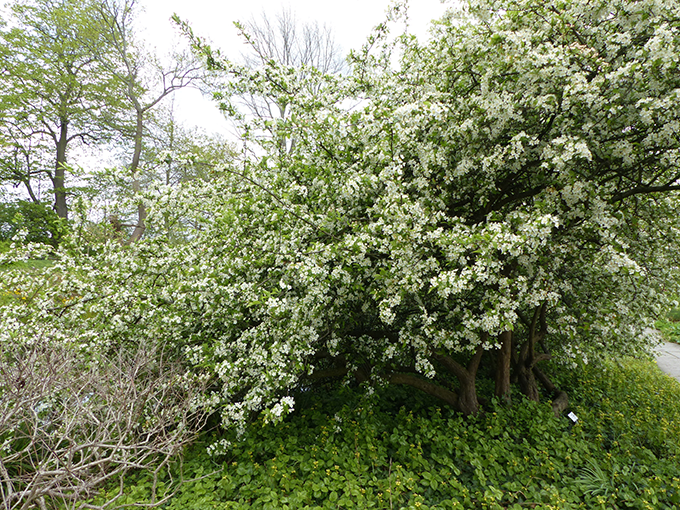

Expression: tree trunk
xmin=456 ymin=373 xmax=480 ymax=416
xmin=534 ymin=366 xmax=569 ymax=417
xmin=54 ymin=122 xmax=69 ymax=219
xmin=23 ymin=179 xmax=39 ymax=203
xmin=388 ymin=373 xmax=459 ymax=408
xmin=126 ymin=109 xmax=146 ymax=244
xmin=516 ymin=303 xmax=548 ymax=402
xmin=126 ymin=177 xmax=147 ymax=244
xmin=494 ymin=330 xmax=512 ymax=403
xmin=433 ymin=340 xmax=486 ymax=416
xmin=518 ymin=362 xmax=540 ymax=402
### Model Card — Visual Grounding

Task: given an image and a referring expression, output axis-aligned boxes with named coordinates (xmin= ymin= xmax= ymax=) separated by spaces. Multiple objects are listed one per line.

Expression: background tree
xmin=97 ymin=0 xmax=205 ymax=243
xmin=0 ymin=0 xmax=124 ymax=219
xmin=88 ymin=103 xmax=235 ymax=243
xmin=0 ymin=119 xmax=53 ymax=204
xmin=200 ymin=8 xmax=345 ymax=157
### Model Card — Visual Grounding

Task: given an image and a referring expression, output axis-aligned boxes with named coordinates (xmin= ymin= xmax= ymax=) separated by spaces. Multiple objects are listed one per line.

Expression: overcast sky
xmin=137 ymin=0 xmax=453 ymax=134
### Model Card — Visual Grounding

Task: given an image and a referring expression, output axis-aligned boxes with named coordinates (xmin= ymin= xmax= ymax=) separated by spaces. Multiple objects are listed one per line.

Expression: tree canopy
xmin=0 ymin=0 xmax=125 ymax=218
xmin=0 ymin=0 xmax=207 ymax=232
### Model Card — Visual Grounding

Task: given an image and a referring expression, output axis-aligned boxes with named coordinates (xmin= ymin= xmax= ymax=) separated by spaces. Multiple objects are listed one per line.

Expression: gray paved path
xmin=655 ymin=342 xmax=680 ymax=383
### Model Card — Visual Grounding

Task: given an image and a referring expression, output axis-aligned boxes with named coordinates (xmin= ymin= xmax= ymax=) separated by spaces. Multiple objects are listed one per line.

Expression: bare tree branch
xmin=0 ymin=338 xmax=207 ymax=510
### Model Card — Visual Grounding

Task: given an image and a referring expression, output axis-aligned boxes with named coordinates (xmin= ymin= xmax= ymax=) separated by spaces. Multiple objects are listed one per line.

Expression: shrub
xmin=0 ymin=200 xmax=67 ymax=246
xmin=0 ymin=337 xmax=208 ymax=510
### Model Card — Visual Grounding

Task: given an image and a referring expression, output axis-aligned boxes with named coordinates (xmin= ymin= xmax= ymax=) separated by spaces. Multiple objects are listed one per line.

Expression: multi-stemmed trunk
xmin=517 ymin=303 xmax=549 ymax=403
xmin=494 ymin=330 xmax=513 ymax=403
xmin=309 ymin=320 xmax=570 ymax=419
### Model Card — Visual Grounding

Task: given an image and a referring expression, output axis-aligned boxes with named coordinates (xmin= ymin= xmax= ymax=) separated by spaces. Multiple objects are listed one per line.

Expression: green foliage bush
xmin=0 ymin=200 xmax=67 ymax=246
xmin=100 ymin=358 xmax=680 ymax=509
xmin=667 ymin=308 xmax=680 ymax=323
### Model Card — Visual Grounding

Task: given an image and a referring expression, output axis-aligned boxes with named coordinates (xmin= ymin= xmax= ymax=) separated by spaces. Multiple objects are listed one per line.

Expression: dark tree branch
xmin=611 ymin=184 xmax=680 ymax=203
xmin=388 ymin=373 xmax=459 ymax=407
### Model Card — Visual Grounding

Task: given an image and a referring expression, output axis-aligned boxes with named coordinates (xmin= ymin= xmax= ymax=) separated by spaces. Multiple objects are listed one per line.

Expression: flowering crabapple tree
xmin=2 ymin=3 xmax=680 ymax=490
xmin=181 ymin=0 xmax=680 ymax=418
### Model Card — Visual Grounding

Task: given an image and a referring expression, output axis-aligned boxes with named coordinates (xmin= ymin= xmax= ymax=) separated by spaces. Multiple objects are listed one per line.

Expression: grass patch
xmin=0 ymin=259 xmax=56 ymax=306
xmin=656 ymin=319 xmax=680 ymax=344
xmin=666 ymin=306 xmax=680 ymax=323
xmin=4 ymin=258 xmax=55 ymax=270
xmin=91 ymin=358 xmax=680 ymax=510
xmin=656 ymin=301 xmax=680 ymax=343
